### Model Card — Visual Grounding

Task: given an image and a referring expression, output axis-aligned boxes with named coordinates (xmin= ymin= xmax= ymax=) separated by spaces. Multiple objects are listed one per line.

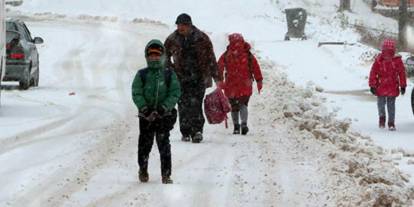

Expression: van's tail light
xmin=9 ymin=53 xmax=25 ymax=59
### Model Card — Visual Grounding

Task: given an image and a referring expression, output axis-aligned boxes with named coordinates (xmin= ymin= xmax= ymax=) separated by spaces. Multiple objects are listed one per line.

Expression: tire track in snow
xmin=78 ymin=131 xmax=239 ymax=207
xmin=0 ymin=47 xmax=123 ymax=156
xmin=0 ymin=17 xmax=160 ymax=206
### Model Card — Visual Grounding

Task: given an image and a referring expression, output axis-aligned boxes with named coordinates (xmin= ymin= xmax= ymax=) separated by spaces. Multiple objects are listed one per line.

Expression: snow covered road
xmin=0 ymin=12 xmax=412 ymax=207
xmin=0 ymin=17 xmax=167 ymax=206
xmin=3 ymin=17 xmax=332 ymax=206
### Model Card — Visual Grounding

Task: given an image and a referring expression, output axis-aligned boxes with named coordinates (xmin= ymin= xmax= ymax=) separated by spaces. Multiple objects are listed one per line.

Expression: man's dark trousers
xmin=178 ymin=82 xmax=206 ymax=137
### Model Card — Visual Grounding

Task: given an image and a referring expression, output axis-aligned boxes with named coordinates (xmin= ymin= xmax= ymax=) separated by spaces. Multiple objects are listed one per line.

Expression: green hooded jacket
xmin=132 ymin=39 xmax=181 ymax=111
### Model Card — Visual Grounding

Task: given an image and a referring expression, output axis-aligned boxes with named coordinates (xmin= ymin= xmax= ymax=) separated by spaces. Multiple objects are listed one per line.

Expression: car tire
xmin=33 ymin=68 xmax=39 ymax=87
xmin=33 ymin=57 xmax=40 ymax=87
xmin=19 ymin=67 xmax=31 ymax=90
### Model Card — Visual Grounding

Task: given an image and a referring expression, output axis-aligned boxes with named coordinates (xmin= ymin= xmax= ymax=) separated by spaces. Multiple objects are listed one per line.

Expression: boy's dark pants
xmin=138 ymin=110 xmax=176 ymax=177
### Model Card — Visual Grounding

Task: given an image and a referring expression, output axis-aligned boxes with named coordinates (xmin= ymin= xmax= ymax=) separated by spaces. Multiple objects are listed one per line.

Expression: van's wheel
xmin=19 ymin=67 xmax=30 ymax=90
xmin=33 ymin=58 xmax=39 ymax=87
xmin=33 ymin=68 xmax=39 ymax=87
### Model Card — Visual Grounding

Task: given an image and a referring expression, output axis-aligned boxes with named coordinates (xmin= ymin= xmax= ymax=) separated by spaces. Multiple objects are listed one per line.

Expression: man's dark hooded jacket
xmin=164 ymin=26 xmax=222 ymax=88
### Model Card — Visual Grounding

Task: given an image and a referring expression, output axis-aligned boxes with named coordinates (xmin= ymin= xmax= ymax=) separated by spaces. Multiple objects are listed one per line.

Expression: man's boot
xmin=388 ymin=122 xmax=396 ymax=131
xmin=192 ymin=132 xmax=203 ymax=143
xmin=379 ymin=116 xmax=386 ymax=129
xmin=181 ymin=135 xmax=191 ymax=142
xmin=139 ymin=169 xmax=149 ymax=183
xmin=233 ymin=124 xmax=240 ymax=134
xmin=162 ymin=176 xmax=173 ymax=184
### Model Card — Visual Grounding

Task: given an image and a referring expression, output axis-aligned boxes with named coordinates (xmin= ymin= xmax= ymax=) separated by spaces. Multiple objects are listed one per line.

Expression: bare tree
xmin=399 ymin=0 xmax=408 ymax=51
xmin=339 ymin=0 xmax=351 ymax=12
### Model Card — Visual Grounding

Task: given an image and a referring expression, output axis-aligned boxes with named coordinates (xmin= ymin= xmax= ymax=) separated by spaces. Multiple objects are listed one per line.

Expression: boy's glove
xmin=139 ymin=106 xmax=160 ymax=122
xmin=139 ymin=106 xmax=151 ymax=116
xmin=146 ymin=111 xmax=159 ymax=122
xmin=157 ymin=105 xmax=167 ymax=116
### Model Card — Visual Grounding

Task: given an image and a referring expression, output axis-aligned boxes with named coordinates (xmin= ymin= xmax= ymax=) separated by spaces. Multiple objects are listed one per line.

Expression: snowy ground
xmin=1 ymin=0 xmax=414 ymax=206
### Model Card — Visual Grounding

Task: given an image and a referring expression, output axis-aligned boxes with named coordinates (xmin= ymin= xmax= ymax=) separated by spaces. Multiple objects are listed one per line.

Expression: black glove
xmin=157 ymin=105 xmax=167 ymax=116
xmin=139 ymin=106 xmax=151 ymax=117
xmin=401 ymin=87 xmax=406 ymax=95
xmin=146 ymin=111 xmax=159 ymax=122
xmin=370 ymin=87 xmax=376 ymax=95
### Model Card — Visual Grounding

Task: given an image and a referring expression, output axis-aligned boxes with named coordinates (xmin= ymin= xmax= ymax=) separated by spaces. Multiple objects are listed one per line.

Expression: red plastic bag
xmin=204 ymin=89 xmax=231 ymax=127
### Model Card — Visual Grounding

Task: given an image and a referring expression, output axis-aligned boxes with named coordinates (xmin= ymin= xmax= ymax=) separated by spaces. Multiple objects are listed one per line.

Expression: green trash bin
xmin=284 ymin=8 xmax=307 ymax=40
xmin=405 ymin=56 xmax=414 ymax=77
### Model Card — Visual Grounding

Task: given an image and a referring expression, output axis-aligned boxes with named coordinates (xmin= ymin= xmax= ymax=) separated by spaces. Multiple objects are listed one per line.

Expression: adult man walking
xmin=164 ymin=13 xmax=223 ymax=143
xmin=132 ymin=39 xmax=181 ymax=184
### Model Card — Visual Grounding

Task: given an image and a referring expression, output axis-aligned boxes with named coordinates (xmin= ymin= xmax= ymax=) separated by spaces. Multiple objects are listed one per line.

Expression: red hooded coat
xmin=218 ymin=34 xmax=263 ymax=98
xmin=369 ymin=39 xmax=407 ymax=97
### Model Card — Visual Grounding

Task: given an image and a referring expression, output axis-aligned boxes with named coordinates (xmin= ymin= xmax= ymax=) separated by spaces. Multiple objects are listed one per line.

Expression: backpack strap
xmin=247 ymin=51 xmax=254 ymax=81
xmin=138 ymin=68 xmax=149 ymax=87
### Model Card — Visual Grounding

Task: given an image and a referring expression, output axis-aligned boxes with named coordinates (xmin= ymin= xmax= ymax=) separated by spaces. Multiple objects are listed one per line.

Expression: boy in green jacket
xmin=132 ymin=39 xmax=181 ymax=184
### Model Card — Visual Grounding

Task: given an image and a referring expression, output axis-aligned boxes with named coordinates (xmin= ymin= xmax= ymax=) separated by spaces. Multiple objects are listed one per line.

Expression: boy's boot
xmin=139 ymin=169 xmax=149 ymax=183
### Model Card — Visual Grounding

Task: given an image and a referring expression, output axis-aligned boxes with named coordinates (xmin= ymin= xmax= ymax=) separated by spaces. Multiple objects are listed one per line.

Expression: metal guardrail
xmin=347 ymin=23 xmax=398 ymax=36
xmin=5 ymin=0 xmax=22 ymax=6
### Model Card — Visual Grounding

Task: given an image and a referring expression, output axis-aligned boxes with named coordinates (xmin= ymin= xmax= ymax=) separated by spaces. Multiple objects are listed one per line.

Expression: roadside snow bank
xmin=257 ymin=57 xmax=414 ymax=206
xmin=6 ymin=11 xmax=169 ymax=27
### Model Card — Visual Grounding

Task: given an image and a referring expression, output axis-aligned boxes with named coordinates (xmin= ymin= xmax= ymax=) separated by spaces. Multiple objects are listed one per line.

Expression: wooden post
xmin=339 ymin=0 xmax=351 ymax=11
xmin=399 ymin=0 xmax=408 ymax=51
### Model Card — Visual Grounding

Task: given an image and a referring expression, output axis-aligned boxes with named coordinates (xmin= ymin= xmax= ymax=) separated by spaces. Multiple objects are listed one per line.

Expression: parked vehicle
xmin=1 ymin=0 xmax=5 ymax=103
xmin=3 ymin=18 xmax=43 ymax=89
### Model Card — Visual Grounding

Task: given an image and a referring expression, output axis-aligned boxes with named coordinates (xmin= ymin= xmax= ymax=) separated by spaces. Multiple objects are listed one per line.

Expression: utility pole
xmin=339 ymin=0 xmax=351 ymax=12
xmin=399 ymin=0 xmax=408 ymax=51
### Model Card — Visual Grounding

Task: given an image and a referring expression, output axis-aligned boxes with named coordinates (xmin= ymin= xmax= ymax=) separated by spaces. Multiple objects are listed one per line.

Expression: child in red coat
xmin=369 ymin=38 xmax=407 ymax=131
xmin=218 ymin=33 xmax=263 ymax=135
